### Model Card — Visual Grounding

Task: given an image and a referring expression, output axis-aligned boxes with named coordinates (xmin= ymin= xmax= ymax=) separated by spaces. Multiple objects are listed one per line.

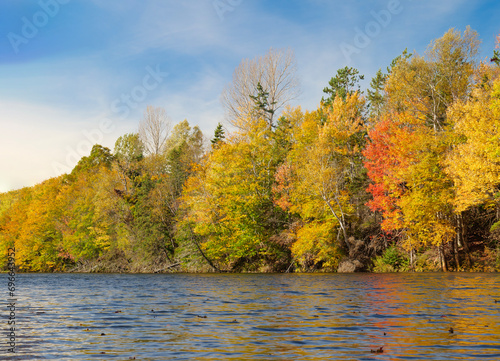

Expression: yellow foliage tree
xmin=445 ymin=76 xmax=500 ymax=212
xmin=179 ymin=117 xmax=287 ymax=270
xmin=285 ymin=93 xmax=365 ymax=269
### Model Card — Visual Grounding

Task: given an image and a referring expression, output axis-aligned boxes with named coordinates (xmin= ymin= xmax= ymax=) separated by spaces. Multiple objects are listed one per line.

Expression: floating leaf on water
xmin=370 ymin=346 xmax=383 ymax=353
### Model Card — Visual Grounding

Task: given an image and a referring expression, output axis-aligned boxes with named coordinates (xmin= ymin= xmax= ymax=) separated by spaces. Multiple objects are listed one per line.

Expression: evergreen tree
xmin=322 ymin=66 xmax=364 ymax=107
xmin=211 ymin=123 xmax=225 ymax=149
xmin=387 ymin=48 xmax=412 ymax=73
xmin=367 ymin=69 xmax=387 ymax=118
xmin=250 ymin=82 xmax=277 ymax=128
xmin=492 ymin=50 xmax=500 ymax=66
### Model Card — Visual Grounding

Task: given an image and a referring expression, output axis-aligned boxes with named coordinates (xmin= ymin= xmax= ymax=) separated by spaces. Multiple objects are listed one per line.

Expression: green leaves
xmin=211 ymin=123 xmax=225 ymax=149
xmin=2 ymin=28 xmax=499 ymax=273
xmin=250 ymin=82 xmax=276 ymax=128
xmin=322 ymin=66 xmax=364 ymax=107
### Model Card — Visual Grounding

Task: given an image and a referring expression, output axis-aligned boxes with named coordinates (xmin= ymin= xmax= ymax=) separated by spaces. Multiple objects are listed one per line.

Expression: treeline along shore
xmin=2 ymin=27 xmax=500 ymax=273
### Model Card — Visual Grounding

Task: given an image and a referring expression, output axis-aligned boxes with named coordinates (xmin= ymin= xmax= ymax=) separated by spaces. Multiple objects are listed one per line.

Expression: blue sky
xmin=0 ymin=0 xmax=499 ymax=192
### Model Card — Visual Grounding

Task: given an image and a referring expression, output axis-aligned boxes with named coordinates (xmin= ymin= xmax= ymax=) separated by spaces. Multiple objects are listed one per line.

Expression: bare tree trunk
xmin=438 ymin=245 xmax=443 ymax=271
xmin=439 ymin=244 xmax=448 ymax=272
xmin=187 ymin=227 xmax=220 ymax=272
xmin=462 ymin=237 xmax=472 ymax=267
xmin=453 ymin=230 xmax=460 ymax=271
xmin=323 ymin=195 xmax=350 ymax=253
xmin=458 ymin=212 xmax=472 ymax=267
xmin=456 ymin=213 xmax=462 ymax=247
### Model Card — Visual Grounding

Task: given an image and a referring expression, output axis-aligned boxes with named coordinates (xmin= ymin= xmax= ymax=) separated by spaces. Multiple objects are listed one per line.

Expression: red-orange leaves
xmin=272 ymin=162 xmax=293 ymax=211
xmin=363 ymin=112 xmax=423 ymax=230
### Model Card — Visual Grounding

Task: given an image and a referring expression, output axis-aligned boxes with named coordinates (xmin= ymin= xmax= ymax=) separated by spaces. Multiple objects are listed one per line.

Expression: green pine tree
xmin=322 ymin=66 xmax=364 ymax=107
xmin=367 ymin=69 xmax=387 ymax=118
xmin=250 ymin=82 xmax=276 ymax=128
xmin=211 ymin=123 xmax=225 ymax=149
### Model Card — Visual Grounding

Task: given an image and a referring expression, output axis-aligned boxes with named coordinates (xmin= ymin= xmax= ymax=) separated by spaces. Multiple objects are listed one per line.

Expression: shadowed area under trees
xmin=1 ymin=31 xmax=500 ymax=273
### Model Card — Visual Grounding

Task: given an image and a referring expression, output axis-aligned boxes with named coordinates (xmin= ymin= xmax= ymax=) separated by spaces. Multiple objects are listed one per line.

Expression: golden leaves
xmin=445 ymin=78 xmax=500 ymax=212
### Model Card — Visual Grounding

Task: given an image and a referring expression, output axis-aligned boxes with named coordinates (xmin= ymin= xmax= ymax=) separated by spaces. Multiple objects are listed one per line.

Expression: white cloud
xmin=0 ymin=100 xmax=122 ymax=192
xmin=1 ymin=0 xmax=497 ymax=193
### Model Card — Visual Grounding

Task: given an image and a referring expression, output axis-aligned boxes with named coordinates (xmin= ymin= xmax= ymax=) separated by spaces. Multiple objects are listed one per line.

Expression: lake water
xmin=3 ymin=273 xmax=500 ymax=360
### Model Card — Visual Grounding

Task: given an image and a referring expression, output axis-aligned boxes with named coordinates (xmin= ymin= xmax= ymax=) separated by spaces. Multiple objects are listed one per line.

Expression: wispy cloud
xmin=1 ymin=0 xmax=499 ymax=192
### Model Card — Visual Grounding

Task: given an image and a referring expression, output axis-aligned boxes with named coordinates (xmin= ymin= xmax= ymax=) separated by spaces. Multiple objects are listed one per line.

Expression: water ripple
xmin=2 ymin=272 xmax=499 ymax=360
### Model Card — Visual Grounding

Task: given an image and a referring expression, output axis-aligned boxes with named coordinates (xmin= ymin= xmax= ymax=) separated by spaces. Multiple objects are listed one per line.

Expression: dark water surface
xmin=3 ymin=273 xmax=500 ymax=360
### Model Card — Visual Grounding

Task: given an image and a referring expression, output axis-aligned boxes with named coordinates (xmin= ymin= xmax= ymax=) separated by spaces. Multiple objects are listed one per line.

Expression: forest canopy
xmin=1 ymin=28 xmax=500 ymax=273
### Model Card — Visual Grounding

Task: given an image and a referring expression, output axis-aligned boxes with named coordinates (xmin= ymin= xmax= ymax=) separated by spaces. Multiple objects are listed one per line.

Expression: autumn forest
xmin=2 ymin=27 xmax=500 ymax=273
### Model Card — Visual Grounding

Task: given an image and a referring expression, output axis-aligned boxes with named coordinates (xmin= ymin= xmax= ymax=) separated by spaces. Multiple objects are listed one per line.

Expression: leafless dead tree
xmin=221 ymin=48 xmax=300 ymax=129
xmin=139 ymin=106 xmax=172 ymax=155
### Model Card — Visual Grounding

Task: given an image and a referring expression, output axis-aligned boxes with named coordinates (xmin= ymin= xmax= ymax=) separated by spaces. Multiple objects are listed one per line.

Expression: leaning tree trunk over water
xmin=187 ymin=227 xmax=220 ymax=272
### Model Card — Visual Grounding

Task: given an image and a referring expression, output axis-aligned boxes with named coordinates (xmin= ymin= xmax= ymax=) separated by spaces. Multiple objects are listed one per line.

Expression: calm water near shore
xmin=4 ymin=272 xmax=500 ymax=360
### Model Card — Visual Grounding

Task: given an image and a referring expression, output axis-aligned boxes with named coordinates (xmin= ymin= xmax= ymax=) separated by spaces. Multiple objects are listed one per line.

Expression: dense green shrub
xmin=372 ymin=245 xmax=409 ymax=272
